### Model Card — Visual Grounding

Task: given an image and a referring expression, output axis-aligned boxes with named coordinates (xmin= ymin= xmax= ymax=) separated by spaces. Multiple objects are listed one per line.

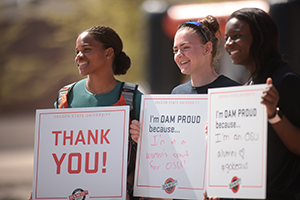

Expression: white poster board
xmin=134 ymin=94 xmax=208 ymax=199
xmin=207 ymin=85 xmax=267 ymax=199
xmin=32 ymin=106 xmax=129 ymax=200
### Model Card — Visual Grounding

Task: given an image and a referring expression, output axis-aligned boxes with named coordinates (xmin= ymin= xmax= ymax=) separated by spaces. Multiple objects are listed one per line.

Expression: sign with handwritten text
xmin=207 ymin=85 xmax=267 ymax=199
xmin=134 ymin=94 xmax=208 ymax=199
xmin=32 ymin=106 xmax=129 ymax=200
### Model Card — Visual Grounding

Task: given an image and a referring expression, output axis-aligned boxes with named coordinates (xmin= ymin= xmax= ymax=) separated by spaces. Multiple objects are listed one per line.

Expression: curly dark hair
xmin=84 ymin=26 xmax=131 ymax=75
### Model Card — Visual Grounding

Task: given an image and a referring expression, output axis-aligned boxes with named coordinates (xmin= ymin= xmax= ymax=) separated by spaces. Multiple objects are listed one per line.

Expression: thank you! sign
xmin=134 ymin=94 xmax=208 ymax=199
xmin=207 ymin=85 xmax=267 ymax=199
xmin=32 ymin=106 xmax=129 ymax=200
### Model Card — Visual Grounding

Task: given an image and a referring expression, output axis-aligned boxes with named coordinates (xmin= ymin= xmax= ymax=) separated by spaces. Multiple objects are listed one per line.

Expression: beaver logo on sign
xmin=229 ymin=176 xmax=241 ymax=193
xmin=162 ymin=178 xmax=178 ymax=194
xmin=68 ymin=188 xmax=89 ymax=200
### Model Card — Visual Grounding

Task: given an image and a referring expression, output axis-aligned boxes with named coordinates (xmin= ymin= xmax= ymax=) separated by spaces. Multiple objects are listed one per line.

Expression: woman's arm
xmin=261 ymin=78 xmax=300 ymax=156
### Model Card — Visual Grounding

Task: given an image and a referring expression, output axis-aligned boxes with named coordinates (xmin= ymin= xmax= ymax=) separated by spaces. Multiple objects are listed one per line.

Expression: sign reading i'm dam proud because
xmin=134 ymin=94 xmax=208 ymax=199
xmin=207 ymin=84 xmax=267 ymax=199
xmin=32 ymin=106 xmax=129 ymax=200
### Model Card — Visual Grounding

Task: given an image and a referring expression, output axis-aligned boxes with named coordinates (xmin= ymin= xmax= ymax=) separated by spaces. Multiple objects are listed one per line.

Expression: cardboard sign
xmin=134 ymin=94 xmax=208 ymax=199
xmin=207 ymin=85 xmax=267 ymax=199
xmin=32 ymin=106 xmax=129 ymax=200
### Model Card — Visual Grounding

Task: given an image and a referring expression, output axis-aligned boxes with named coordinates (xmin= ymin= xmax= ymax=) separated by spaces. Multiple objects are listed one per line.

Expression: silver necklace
xmin=86 ymin=80 xmax=117 ymax=95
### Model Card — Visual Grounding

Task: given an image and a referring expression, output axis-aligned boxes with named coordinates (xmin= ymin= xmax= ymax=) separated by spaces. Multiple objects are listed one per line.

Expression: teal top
xmin=55 ymin=78 xmax=143 ymax=120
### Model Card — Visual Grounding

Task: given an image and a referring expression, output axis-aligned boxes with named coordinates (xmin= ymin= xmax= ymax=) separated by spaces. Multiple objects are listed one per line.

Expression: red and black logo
xmin=68 ymin=188 xmax=89 ymax=200
xmin=162 ymin=178 xmax=178 ymax=194
xmin=229 ymin=176 xmax=241 ymax=193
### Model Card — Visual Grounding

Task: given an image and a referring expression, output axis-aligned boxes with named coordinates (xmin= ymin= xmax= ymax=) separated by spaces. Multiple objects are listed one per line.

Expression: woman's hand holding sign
xmin=130 ymin=119 xmax=141 ymax=143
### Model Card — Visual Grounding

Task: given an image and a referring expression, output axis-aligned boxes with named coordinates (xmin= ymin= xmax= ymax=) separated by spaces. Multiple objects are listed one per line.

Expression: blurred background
xmin=0 ymin=0 xmax=299 ymax=199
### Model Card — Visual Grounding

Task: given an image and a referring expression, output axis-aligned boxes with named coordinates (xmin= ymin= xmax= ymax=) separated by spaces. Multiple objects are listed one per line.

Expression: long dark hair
xmin=228 ymin=8 xmax=286 ymax=82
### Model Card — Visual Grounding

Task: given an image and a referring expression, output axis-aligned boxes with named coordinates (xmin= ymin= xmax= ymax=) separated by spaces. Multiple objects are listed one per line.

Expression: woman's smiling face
xmin=224 ymin=18 xmax=254 ymax=71
xmin=173 ymin=29 xmax=206 ymax=76
xmin=75 ymin=32 xmax=109 ymax=76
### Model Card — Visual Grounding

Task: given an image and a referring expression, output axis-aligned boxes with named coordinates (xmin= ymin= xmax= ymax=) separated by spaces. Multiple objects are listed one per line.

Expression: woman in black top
xmin=223 ymin=7 xmax=300 ymax=200
xmin=171 ymin=15 xmax=240 ymax=95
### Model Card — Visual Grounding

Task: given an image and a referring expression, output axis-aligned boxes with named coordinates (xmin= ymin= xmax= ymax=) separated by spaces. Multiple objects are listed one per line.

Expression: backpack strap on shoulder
xmin=119 ymin=82 xmax=139 ymax=178
xmin=56 ymin=82 xmax=76 ymax=109
xmin=120 ymin=82 xmax=138 ymax=119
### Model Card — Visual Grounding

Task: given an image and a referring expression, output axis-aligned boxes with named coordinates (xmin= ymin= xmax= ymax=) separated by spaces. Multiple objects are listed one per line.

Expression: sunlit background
xmin=0 ymin=0 xmax=299 ymax=199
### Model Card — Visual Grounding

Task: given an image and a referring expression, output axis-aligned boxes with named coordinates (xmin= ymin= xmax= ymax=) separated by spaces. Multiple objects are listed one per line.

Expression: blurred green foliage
xmin=0 ymin=0 xmax=222 ymax=112
xmin=0 ymin=0 xmax=148 ymax=111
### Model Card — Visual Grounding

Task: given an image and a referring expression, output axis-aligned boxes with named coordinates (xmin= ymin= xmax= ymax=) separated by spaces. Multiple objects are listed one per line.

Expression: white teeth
xmin=78 ymin=62 xmax=87 ymax=66
xmin=230 ymin=50 xmax=239 ymax=55
xmin=181 ymin=61 xmax=189 ymax=64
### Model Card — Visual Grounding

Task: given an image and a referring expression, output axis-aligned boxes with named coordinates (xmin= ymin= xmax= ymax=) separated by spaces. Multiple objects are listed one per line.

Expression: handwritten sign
xmin=207 ymin=85 xmax=267 ymax=199
xmin=134 ymin=94 xmax=208 ymax=199
xmin=32 ymin=106 xmax=129 ymax=200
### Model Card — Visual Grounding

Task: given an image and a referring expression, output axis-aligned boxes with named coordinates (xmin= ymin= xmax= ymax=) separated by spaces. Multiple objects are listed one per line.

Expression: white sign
xmin=207 ymin=85 xmax=267 ymax=199
xmin=134 ymin=94 xmax=208 ymax=199
xmin=32 ymin=106 xmax=129 ymax=200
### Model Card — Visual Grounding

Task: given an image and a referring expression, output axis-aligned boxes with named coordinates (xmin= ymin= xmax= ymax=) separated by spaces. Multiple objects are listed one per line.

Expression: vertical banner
xmin=32 ymin=106 xmax=129 ymax=200
xmin=207 ymin=85 xmax=267 ymax=199
xmin=134 ymin=94 xmax=208 ymax=199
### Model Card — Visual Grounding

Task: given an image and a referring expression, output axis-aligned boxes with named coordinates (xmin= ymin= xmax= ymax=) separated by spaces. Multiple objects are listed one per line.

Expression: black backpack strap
xmin=119 ymin=82 xmax=139 ymax=183
xmin=120 ymin=82 xmax=138 ymax=120
xmin=56 ymin=82 xmax=76 ymax=108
